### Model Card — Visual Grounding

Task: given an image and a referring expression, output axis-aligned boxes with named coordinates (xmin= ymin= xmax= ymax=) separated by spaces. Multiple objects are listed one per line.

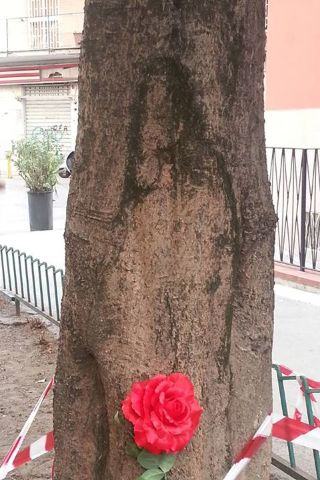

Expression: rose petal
xmin=122 ymin=396 xmax=139 ymax=424
xmin=150 ymin=411 xmax=163 ymax=430
xmin=167 ymin=373 xmax=195 ymax=396
xmin=134 ymin=421 xmax=162 ymax=454
xmin=130 ymin=383 xmax=146 ymax=417
xmin=143 ymin=375 xmax=165 ymax=422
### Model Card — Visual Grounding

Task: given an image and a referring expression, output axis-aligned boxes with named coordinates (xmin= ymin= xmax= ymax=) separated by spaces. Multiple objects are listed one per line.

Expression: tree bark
xmin=54 ymin=1 xmax=276 ymax=479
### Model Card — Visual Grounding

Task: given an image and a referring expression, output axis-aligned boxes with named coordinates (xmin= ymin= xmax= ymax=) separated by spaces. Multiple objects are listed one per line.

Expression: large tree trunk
xmin=54 ymin=1 xmax=275 ymax=479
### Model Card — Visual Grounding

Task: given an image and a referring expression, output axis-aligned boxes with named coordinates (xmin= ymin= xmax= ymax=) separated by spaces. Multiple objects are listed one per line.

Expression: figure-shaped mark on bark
xmin=123 ymin=56 xmax=215 ymax=211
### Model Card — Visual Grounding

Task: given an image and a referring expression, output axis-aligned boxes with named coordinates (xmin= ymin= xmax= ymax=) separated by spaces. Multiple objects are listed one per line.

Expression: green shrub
xmin=13 ymin=129 xmax=63 ymax=192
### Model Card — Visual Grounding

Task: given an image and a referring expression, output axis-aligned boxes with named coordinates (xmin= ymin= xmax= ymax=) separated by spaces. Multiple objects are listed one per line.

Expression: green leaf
xmin=137 ymin=450 xmax=176 ymax=473
xmin=159 ymin=454 xmax=175 ymax=473
xmin=137 ymin=468 xmax=165 ymax=480
xmin=137 ymin=450 xmax=162 ymax=469
xmin=125 ymin=441 xmax=141 ymax=459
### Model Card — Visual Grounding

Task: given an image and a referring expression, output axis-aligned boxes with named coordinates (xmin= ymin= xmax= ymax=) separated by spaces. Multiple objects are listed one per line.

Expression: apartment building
xmin=0 ymin=0 xmax=84 ymax=174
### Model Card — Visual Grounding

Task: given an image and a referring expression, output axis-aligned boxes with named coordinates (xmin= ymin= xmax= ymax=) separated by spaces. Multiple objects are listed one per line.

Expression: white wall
xmin=0 ymin=85 xmax=24 ymax=176
xmin=0 ymin=0 xmax=28 ymax=53
xmin=0 ymin=0 xmax=28 ymax=18
xmin=265 ymin=109 xmax=320 ymax=148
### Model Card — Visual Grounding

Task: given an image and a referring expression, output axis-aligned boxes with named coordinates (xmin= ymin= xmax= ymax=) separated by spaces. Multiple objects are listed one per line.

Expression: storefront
xmin=0 ymin=56 xmax=79 ymax=176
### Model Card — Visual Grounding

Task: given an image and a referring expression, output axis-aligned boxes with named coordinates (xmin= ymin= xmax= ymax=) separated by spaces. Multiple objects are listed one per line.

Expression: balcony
xmin=0 ymin=12 xmax=84 ymax=57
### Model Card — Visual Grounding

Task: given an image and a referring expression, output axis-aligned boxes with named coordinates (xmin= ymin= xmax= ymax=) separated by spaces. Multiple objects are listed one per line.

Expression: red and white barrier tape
xmin=223 ymin=413 xmax=320 ymax=480
xmin=273 ymin=414 xmax=320 ymax=451
xmin=223 ymin=414 xmax=272 ymax=480
xmin=279 ymin=364 xmax=320 ymax=427
xmin=222 ymin=365 xmax=320 ymax=479
xmin=0 ymin=378 xmax=53 ymax=480
xmin=4 ymin=414 xmax=320 ymax=480
xmin=13 ymin=432 xmax=54 ymax=470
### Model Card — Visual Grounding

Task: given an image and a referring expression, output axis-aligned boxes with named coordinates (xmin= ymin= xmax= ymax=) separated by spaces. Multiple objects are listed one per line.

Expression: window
xmin=28 ymin=0 xmax=59 ymax=50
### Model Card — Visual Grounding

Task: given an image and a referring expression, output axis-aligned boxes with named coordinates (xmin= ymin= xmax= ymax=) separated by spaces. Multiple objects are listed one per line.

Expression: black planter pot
xmin=27 ymin=190 xmax=53 ymax=231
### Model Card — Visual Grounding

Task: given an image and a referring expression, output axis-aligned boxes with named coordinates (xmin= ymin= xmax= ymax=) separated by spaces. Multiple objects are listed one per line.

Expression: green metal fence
xmin=273 ymin=364 xmax=320 ymax=479
xmin=0 ymin=245 xmax=64 ymax=326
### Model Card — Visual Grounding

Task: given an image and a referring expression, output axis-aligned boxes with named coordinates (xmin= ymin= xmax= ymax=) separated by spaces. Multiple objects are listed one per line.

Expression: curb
xmin=275 ymin=262 xmax=320 ymax=292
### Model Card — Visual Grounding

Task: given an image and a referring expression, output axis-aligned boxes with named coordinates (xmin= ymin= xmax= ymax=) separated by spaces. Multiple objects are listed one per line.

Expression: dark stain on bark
xmin=206 ymin=274 xmax=221 ymax=295
xmin=216 ymin=303 xmax=234 ymax=382
xmin=123 ymin=55 xmax=210 ymax=213
xmin=172 ymin=0 xmax=183 ymax=9
xmin=211 ymin=145 xmax=241 ymax=379
xmin=215 ymin=3 xmax=245 ymax=102
xmin=93 ymin=374 xmax=108 ymax=480
xmin=164 ymin=290 xmax=179 ymax=370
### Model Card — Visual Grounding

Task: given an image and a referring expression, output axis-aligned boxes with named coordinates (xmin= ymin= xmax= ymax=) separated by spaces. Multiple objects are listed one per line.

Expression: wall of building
xmin=58 ymin=13 xmax=84 ymax=49
xmin=0 ymin=85 xmax=24 ymax=176
xmin=266 ymin=0 xmax=320 ymax=110
xmin=0 ymin=0 xmax=84 ymax=54
xmin=0 ymin=0 xmax=28 ymax=53
xmin=265 ymin=0 xmax=320 ymax=147
xmin=265 ymin=109 xmax=320 ymax=148
xmin=0 ymin=0 xmax=28 ymax=18
xmin=58 ymin=0 xmax=84 ymax=49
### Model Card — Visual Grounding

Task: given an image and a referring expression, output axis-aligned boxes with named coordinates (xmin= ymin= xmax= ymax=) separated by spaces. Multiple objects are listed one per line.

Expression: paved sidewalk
xmin=0 ymin=230 xmax=65 ymax=270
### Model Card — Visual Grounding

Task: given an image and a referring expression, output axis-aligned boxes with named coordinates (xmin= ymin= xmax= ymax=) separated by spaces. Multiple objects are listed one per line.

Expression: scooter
xmin=58 ymin=151 xmax=75 ymax=178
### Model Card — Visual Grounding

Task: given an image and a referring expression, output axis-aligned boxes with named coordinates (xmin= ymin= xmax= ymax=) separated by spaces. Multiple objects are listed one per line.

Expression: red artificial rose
xmin=122 ymin=373 xmax=203 ymax=454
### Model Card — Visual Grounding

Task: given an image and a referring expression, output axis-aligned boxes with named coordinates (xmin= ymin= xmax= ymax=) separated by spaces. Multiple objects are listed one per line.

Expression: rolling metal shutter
xmin=24 ymin=84 xmax=72 ymax=157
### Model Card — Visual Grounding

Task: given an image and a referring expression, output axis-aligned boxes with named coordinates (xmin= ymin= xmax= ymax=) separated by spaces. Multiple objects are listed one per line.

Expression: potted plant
xmin=13 ymin=129 xmax=63 ymax=231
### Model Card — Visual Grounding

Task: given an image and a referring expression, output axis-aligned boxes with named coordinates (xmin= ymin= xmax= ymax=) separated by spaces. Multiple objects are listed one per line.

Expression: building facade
xmin=0 ymin=0 xmax=83 ymax=176
xmin=265 ymin=0 xmax=320 ymax=147
xmin=3 ymin=0 xmax=318 ymax=175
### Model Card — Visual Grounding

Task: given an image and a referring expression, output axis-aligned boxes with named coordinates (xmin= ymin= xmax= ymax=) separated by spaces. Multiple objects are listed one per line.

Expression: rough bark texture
xmin=53 ymin=1 xmax=276 ymax=479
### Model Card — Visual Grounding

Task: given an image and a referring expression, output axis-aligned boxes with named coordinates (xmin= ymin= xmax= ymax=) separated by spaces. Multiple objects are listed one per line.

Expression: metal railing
xmin=273 ymin=364 xmax=320 ymax=479
xmin=0 ymin=245 xmax=64 ymax=325
xmin=0 ymin=12 xmax=83 ymax=56
xmin=267 ymin=148 xmax=320 ymax=272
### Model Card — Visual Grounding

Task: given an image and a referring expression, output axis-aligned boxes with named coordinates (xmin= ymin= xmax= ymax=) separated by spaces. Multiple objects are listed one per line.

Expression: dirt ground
xmin=0 ymin=294 xmax=57 ymax=479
